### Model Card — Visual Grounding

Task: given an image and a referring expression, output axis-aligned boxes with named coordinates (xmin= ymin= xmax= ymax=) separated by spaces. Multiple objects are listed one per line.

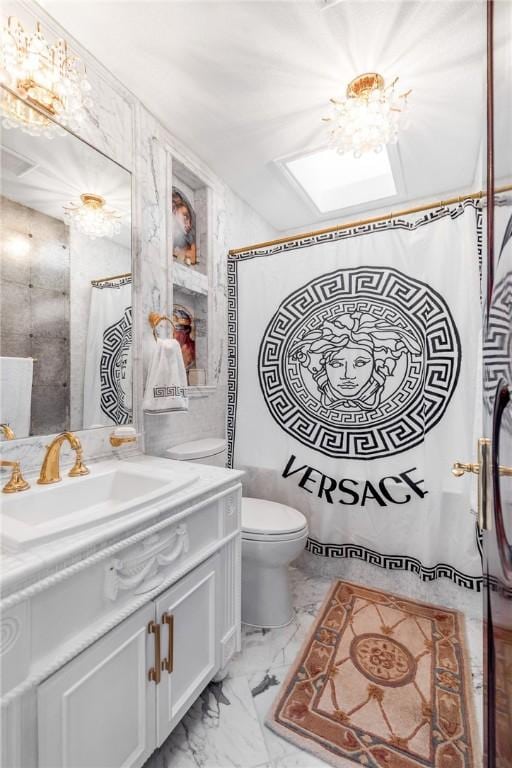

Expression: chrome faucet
xmin=37 ymin=432 xmax=90 ymax=485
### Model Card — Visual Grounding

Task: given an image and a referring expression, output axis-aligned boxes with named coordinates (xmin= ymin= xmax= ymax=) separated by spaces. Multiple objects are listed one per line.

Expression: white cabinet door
xmin=37 ymin=603 xmax=156 ymax=768
xmin=155 ymin=554 xmax=220 ymax=745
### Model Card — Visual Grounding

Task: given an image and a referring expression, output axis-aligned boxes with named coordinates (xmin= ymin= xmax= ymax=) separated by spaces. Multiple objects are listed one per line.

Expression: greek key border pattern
xmin=227 ymin=255 xmax=239 ymax=468
xmin=305 ymin=537 xmax=484 ymax=591
xmin=476 ymin=205 xmax=483 ymax=298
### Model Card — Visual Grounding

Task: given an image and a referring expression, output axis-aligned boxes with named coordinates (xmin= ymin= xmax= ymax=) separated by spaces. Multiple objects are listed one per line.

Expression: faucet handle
xmin=0 ymin=459 xmax=30 ymax=493
xmin=0 ymin=424 xmax=15 ymax=440
xmin=68 ymin=446 xmax=89 ymax=477
xmin=452 ymin=461 xmax=480 ymax=477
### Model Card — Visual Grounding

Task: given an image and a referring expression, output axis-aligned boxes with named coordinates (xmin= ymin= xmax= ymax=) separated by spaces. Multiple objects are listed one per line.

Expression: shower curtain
xmin=228 ymin=202 xmax=483 ymax=589
xmin=83 ymin=276 xmax=132 ymax=428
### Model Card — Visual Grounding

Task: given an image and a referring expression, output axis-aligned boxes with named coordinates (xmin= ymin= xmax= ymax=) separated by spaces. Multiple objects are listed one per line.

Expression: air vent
xmin=0 ymin=146 xmax=38 ymax=178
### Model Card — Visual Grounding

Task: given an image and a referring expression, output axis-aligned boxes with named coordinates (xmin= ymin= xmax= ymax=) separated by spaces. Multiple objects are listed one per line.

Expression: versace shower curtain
xmin=228 ymin=202 xmax=483 ymax=589
xmin=83 ymin=276 xmax=132 ymax=428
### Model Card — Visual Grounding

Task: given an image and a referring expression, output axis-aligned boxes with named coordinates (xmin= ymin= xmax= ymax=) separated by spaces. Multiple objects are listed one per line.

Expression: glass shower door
xmin=483 ymin=2 xmax=512 ymax=765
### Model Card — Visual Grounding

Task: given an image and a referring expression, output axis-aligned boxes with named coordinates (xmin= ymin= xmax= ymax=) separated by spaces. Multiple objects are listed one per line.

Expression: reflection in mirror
xmin=0 ymin=91 xmax=132 ymax=439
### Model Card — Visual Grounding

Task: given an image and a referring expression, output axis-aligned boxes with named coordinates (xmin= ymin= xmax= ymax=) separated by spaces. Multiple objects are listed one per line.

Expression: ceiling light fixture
xmin=323 ymin=72 xmax=411 ymax=158
xmin=0 ymin=16 xmax=92 ymax=138
xmin=63 ymin=194 xmax=122 ymax=240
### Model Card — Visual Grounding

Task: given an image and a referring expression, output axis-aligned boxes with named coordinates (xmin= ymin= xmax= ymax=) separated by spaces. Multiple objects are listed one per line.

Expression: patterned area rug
xmin=266 ymin=580 xmax=478 ymax=768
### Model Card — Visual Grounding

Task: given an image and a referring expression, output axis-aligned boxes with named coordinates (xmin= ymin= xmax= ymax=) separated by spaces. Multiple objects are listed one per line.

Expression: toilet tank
xmin=165 ymin=438 xmax=227 ymax=467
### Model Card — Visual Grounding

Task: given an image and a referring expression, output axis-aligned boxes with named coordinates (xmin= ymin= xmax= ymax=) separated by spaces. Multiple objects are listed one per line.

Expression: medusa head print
xmin=289 ymin=311 xmax=422 ymax=413
xmin=258 ymin=268 xmax=460 ymax=459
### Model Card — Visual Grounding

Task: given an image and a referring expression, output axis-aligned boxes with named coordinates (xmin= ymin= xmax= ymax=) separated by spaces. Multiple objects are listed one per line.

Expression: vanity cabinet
xmin=155 ymin=556 xmax=219 ymax=743
xmin=37 ymin=554 xmax=221 ymax=768
xmin=1 ymin=477 xmax=242 ymax=768
xmin=38 ymin=603 xmax=157 ymax=768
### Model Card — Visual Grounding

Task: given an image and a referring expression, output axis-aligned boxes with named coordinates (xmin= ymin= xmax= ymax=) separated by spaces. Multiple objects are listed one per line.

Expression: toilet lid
xmin=166 ymin=438 xmax=226 ymax=460
xmin=241 ymin=497 xmax=307 ymax=535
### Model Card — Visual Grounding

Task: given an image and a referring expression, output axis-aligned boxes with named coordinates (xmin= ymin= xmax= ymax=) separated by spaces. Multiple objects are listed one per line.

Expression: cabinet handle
xmin=161 ymin=613 xmax=174 ymax=674
xmin=148 ymin=621 xmax=161 ymax=684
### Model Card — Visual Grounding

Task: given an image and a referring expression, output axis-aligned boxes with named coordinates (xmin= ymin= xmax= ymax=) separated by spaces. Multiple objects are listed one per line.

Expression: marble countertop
xmin=0 ymin=453 xmax=243 ymax=599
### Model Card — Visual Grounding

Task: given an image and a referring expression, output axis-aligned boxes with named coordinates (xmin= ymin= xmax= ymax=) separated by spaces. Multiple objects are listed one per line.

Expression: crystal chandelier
xmin=0 ymin=16 xmax=92 ymax=138
xmin=324 ymin=73 xmax=411 ymax=158
xmin=63 ymin=194 xmax=122 ymax=240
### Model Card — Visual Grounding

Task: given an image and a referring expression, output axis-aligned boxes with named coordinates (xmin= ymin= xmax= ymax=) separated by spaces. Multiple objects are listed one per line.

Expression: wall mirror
xmin=0 ymin=90 xmax=132 ymax=440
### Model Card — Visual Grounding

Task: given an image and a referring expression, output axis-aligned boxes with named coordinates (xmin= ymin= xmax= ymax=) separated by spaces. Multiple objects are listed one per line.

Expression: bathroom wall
xmin=0 ymin=0 xmax=276 ymax=471
xmin=143 ymin=167 xmax=276 ymax=458
xmin=0 ymin=195 xmax=70 ymax=436
xmin=145 ymin=144 xmax=279 ymax=451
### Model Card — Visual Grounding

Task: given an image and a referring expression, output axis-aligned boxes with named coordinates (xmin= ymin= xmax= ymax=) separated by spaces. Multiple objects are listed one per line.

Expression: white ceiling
xmin=39 ymin=0 xmax=487 ymax=232
xmin=1 ymin=126 xmax=131 ymax=247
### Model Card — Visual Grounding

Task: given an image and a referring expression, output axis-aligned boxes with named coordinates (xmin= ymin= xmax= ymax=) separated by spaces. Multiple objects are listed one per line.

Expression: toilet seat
xmin=241 ymin=497 xmax=308 ymax=541
xmin=241 ymin=527 xmax=308 ymax=542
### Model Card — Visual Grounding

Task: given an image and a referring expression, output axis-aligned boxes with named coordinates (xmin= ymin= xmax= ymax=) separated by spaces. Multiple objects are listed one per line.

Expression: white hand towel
xmin=143 ymin=338 xmax=189 ymax=413
xmin=0 ymin=356 xmax=33 ymax=438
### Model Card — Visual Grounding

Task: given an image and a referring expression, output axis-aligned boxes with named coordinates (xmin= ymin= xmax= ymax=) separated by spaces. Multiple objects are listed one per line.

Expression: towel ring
xmin=148 ymin=312 xmax=175 ymax=341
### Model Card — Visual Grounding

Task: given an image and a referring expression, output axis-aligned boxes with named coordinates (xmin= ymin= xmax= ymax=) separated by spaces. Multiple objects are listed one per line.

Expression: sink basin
xmin=0 ymin=461 xmax=198 ymax=550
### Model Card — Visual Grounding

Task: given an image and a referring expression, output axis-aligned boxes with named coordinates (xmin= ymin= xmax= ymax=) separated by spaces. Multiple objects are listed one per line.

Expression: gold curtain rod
xmin=228 ymin=184 xmax=512 ymax=256
xmin=91 ymin=271 xmax=132 ymax=286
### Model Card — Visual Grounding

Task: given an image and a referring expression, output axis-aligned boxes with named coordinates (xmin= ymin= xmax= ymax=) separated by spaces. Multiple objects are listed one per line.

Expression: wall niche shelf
xmin=169 ymin=154 xmax=213 ymax=390
xmin=173 ymin=262 xmax=208 ymax=296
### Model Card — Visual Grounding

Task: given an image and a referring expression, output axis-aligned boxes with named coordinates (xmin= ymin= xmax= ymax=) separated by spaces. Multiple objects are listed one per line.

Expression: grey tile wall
xmin=0 ymin=196 xmax=70 ymax=436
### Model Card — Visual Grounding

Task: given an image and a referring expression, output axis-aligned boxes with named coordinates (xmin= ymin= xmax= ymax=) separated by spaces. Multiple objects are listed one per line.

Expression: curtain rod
xmin=91 ymin=271 xmax=132 ymax=286
xmin=228 ymin=184 xmax=512 ymax=256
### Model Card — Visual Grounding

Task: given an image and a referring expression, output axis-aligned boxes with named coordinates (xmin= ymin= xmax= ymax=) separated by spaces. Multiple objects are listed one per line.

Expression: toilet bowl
xmin=241 ymin=497 xmax=308 ymax=628
xmin=165 ymin=439 xmax=309 ymax=628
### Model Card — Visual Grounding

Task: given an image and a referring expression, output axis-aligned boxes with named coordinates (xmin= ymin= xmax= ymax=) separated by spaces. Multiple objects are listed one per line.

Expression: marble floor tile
xmin=249 ymin=665 xmax=294 ymax=764
xmin=273 ymin=751 xmax=354 ymax=768
xmin=464 ymin=613 xmax=484 ymax=746
xmin=289 ymin=567 xmax=331 ymax=609
xmin=248 ymin=665 xmax=348 ymax=768
xmin=145 ymin=676 xmax=270 ymax=768
xmin=227 ymin=609 xmax=317 ymax=678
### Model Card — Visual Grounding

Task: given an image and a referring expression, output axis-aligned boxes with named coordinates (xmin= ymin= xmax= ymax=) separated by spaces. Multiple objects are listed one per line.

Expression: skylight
xmin=284 ymin=147 xmax=397 ymax=213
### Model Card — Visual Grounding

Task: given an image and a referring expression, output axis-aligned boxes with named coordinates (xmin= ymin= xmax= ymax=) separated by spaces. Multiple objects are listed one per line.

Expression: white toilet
xmin=166 ymin=439 xmax=309 ymax=628
xmin=241 ymin=498 xmax=308 ymax=628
